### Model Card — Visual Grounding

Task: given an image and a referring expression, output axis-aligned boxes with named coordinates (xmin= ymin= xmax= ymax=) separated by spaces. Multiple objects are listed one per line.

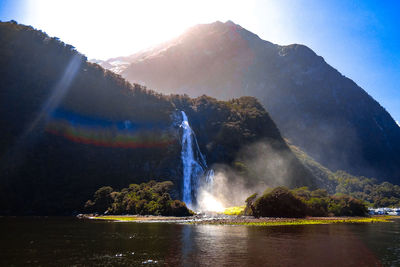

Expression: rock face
xmin=0 ymin=21 xmax=316 ymax=215
xmin=99 ymin=20 xmax=400 ymax=183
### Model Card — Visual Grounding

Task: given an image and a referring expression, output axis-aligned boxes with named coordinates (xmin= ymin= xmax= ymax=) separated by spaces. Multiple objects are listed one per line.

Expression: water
xmin=1 ymin=217 xmax=400 ymax=266
xmin=205 ymin=169 xmax=215 ymax=192
xmin=179 ymin=111 xmax=213 ymax=208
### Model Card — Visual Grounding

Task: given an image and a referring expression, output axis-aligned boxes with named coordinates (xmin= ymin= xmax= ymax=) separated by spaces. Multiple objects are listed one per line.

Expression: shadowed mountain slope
xmin=98 ymin=21 xmax=400 ymax=183
xmin=0 ymin=21 xmax=316 ymax=214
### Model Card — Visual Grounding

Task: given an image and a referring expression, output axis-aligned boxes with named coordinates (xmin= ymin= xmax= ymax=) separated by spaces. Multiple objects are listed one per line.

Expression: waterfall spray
xmin=179 ymin=111 xmax=213 ymax=208
xmin=205 ymin=169 xmax=215 ymax=192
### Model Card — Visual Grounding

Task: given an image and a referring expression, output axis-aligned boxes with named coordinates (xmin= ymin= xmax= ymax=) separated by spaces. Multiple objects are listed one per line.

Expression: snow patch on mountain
xmin=89 ymin=58 xmax=130 ymax=74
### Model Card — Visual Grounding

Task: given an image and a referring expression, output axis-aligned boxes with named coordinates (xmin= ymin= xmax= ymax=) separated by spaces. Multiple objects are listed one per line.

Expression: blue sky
xmin=0 ymin=0 xmax=399 ymax=123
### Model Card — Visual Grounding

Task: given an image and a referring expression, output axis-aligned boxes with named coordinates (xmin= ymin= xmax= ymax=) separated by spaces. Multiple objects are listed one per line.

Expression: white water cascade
xmin=179 ymin=111 xmax=214 ymax=208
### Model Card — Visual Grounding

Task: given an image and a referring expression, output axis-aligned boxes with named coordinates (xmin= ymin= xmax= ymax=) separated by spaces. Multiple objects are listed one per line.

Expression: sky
xmin=0 ymin=0 xmax=399 ymax=122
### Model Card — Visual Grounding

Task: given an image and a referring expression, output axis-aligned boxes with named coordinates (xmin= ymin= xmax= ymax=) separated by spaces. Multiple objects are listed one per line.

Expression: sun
xmin=16 ymin=0 xmax=255 ymax=59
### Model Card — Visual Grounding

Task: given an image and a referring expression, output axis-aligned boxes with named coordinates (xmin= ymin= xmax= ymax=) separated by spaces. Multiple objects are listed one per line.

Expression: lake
xmin=0 ymin=217 xmax=399 ymax=266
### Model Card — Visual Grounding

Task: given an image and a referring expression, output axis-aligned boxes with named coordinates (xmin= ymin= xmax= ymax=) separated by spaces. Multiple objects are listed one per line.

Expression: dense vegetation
xmin=290 ymin=143 xmax=400 ymax=207
xmin=334 ymin=171 xmax=400 ymax=208
xmin=110 ymin=20 xmax=400 ymax=184
xmin=2 ymin=20 xmax=397 ymax=217
xmin=0 ymin=21 xmax=317 ymax=215
xmin=245 ymin=186 xmax=368 ymax=218
xmin=85 ymin=181 xmax=193 ymax=216
xmin=171 ymin=95 xmax=317 ymax=189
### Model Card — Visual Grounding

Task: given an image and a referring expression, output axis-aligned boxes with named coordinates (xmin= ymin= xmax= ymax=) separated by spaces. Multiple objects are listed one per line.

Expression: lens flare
xmin=45 ymin=109 xmax=176 ymax=148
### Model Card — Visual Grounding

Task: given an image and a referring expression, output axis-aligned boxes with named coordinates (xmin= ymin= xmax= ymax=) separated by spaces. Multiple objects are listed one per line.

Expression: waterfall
xmin=205 ymin=169 xmax=214 ymax=192
xmin=179 ymin=111 xmax=214 ymax=208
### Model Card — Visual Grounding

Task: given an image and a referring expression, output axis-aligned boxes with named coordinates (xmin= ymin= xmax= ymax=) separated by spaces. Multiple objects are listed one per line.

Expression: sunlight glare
xmin=198 ymin=190 xmax=225 ymax=213
xmin=23 ymin=0 xmax=258 ymax=59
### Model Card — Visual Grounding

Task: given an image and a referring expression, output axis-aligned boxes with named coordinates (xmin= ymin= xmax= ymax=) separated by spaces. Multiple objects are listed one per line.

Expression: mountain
xmin=0 ymin=21 xmax=317 ymax=215
xmin=97 ymin=20 xmax=400 ymax=184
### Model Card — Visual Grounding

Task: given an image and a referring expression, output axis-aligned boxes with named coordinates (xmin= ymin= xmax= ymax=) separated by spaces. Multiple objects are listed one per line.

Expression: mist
xmin=237 ymin=141 xmax=299 ymax=187
xmin=197 ymin=168 xmax=264 ymax=212
xmin=197 ymin=140 xmax=309 ymax=211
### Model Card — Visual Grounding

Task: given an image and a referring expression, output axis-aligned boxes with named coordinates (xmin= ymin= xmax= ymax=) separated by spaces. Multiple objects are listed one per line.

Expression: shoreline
xmin=80 ymin=214 xmax=394 ymax=226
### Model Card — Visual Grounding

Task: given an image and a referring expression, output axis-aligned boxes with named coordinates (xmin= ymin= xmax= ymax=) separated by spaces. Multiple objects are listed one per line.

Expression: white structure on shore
xmin=368 ymin=208 xmax=400 ymax=215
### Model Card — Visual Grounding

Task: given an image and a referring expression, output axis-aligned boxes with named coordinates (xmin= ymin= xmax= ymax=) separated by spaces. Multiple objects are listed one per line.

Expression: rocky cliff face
xmin=98 ymin=21 xmax=400 ymax=183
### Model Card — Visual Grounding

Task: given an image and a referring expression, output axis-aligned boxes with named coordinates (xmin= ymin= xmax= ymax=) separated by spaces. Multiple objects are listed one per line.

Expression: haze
xmin=0 ymin=0 xmax=399 ymax=122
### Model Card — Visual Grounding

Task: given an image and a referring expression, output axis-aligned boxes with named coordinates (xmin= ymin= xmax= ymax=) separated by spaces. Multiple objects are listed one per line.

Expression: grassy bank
xmin=88 ymin=216 xmax=138 ymax=222
xmin=85 ymin=214 xmax=394 ymax=226
xmin=191 ymin=216 xmax=394 ymax=226
xmin=86 ymin=215 xmax=191 ymax=222
xmin=222 ymin=206 xmax=246 ymax=215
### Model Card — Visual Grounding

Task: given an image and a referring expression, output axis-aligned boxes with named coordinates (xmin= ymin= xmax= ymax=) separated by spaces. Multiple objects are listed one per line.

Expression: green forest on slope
xmin=0 ymin=21 xmax=317 ymax=215
xmin=112 ymin=21 xmax=400 ymax=184
xmin=290 ymin=143 xmax=400 ymax=207
xmin=1 ymin=21 xmax=399 ymax=216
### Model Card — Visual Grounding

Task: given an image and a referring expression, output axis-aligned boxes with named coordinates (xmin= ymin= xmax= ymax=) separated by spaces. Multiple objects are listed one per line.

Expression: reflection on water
xmin=244 ymin=225 xmax=381 ymax=267
xmin=0 ymin=217 xmax=399 ymax=266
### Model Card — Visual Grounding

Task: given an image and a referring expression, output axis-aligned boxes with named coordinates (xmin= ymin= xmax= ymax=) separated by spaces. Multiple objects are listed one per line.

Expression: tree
xmin=85 ymin=181 xmax=194 ymax=216
xmin=91 ymin=186 xmax=114 ymax=213
xmin=250 ymin=187 xmax=307 ymax=218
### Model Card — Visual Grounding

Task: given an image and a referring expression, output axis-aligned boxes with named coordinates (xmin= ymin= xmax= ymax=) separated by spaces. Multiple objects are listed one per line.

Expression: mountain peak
xmin=224 ymin=20 xmax=237 ymax=26
xmin=188 ymin=20 xmax=244 ymax=34
xmin=99 ymin=21 xmax=400 ymax=183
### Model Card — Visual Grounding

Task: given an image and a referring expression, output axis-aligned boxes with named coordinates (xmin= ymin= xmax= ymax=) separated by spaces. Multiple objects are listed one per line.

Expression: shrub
xmin=328 ymin=195 xmax=368 ymax=216
xmin=85 ymin=181 xmax=193 ymax=216
xmin=87 ymin=186 xmax=114 ymax=213
xmin=245 ymin=186 xmax=368 ymax=218
xmin=250 ymin=187 xmax=307 ymax=218
xmin=305 ymin=197 xmax=328 ymax=216
xmin=169 ymin=200 xmax=194 ymax=216
xmin=244 ymin=193 xmax=258 ymax=216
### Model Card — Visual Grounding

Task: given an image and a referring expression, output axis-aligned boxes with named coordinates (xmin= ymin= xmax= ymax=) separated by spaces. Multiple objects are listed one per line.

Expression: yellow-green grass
xmin=88 ymin=215 xmax=394 ymax=226
xmin=203 ymin=216 xmax=394 ymax=226
xmin=222 ymin=205 xmax=246 ymax=215
xmin=89 ymin=216 xmax=137 ymax=222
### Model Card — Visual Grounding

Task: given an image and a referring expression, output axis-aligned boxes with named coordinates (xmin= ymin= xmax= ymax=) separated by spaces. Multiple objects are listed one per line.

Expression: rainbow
xmin=45 ymin=109 xmax=176 ymax=148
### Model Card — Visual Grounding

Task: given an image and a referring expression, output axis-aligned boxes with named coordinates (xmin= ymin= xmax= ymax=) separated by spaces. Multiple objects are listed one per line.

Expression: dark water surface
xmin=0 ymin=217 xmax=399 ymax=266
